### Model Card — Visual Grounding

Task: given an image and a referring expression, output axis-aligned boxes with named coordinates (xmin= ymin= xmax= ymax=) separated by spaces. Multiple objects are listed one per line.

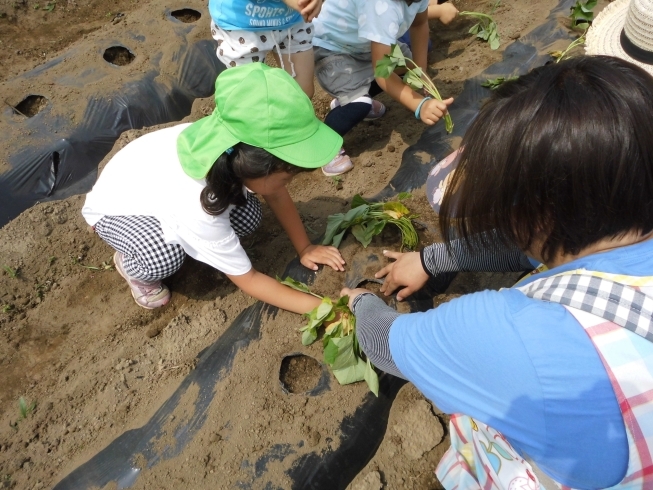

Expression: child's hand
xmin=420 ymin=97 xmax=454 ymax=125
xmin=340 ymin=287 xmax=374 ymax=310
xmin=297 ymin=0 xmax=322 ymax=22
xmin=432 ymin=3 xmax=459 ymax=25
xmin=300 ymin=244 xmax=345 ymax=272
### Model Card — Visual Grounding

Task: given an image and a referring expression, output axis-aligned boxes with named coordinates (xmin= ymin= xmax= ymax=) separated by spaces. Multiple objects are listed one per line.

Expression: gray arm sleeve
xmin=420 ymin=234 xmax=534 ymax=277
xmin=352 ymin=293 xmax=407 ymax=380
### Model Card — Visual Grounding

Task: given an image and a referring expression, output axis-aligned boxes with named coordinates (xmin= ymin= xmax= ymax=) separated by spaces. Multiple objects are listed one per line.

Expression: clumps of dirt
xmin=347 ymin=384 xmax=450 ymax=490
xmin=279 ymin=354 xmax=323 ymax=394
xmin=102 ymin=46 xmax=135 ymax=66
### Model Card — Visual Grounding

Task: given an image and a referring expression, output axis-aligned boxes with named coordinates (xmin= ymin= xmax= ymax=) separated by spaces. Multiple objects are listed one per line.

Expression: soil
xmin=0 ymin=0 xmax=588 ymax=488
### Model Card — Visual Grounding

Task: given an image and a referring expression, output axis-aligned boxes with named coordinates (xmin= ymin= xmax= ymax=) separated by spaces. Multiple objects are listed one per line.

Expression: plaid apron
xmin=436 ymin=269 xmax=653 ymax=489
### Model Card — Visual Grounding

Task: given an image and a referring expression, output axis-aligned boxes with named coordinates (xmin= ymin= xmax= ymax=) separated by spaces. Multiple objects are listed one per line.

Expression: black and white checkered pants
xmin=95 ymin=192 xmax=262 ymax=281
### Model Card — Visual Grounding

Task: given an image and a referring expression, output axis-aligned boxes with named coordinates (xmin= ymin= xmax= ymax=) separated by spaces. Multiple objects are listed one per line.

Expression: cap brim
xmin=586 ymin=0 xmax=653 ymax=77
xmin=177 ymin=115 xmax=240 ymax=180
xmin=267 ymin=123 xmax=343 ymax=169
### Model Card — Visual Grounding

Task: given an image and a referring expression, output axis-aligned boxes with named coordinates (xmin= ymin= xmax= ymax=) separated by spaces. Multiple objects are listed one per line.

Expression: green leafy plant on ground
xmin=323 ymin=193 xmax=419 ymax=251
xmin=3 ymin=265 xmax=19 ymax=278
xmin=278 ymin=277 xmax=379 ymax=396
xmin=481 ymin=75 xmax=519 ymax=89
xmin=18 ymin=397 xmax=36 ymax=419
xmin=459 ymin=11 xmax=501 ymax=50
xmin=570 ymin=0 xmax=596 ymax=29
xmin=375 ymin=46 xmax=454 ymax=133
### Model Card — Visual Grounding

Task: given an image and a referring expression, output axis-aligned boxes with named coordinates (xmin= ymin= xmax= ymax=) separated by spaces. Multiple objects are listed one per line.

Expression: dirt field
xmin=0 ymin=0 xmax=584 ymax=488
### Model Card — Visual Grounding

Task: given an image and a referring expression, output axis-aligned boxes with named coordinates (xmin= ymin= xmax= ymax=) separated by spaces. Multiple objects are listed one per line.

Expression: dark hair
xmin=439 ymin=55 xmax=653 ymax=262
xmin=200 ymin=143 xmax=310 ymax=215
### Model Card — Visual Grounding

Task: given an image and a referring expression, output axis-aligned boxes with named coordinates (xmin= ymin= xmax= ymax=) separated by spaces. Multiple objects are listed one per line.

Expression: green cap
xmin=177 ymin=63 xmax=343 ymax=179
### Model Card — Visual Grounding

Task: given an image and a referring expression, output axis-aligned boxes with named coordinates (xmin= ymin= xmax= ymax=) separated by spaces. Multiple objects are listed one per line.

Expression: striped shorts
xmin=94 ymin=192 xmax=262 ymax=281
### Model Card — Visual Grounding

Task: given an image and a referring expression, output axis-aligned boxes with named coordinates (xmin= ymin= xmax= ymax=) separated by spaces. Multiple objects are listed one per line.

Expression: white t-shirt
xmin=82 ymin=124 xmax=252 ymax=276
xmin=312 ymin=0 xmax=429 ymax=54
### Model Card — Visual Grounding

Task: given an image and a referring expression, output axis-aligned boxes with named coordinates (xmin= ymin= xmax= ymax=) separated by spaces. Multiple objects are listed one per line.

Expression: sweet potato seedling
xmin=323 ymin=193 xmax=419 ymax=251
xmin=278 ymin=277 xmax=379 ymax=396
xmin=459 ymin=11 xmax=501 ymax=50
xmin=550 ymin=27 xmax=588 ymax=63
xmin=375 ymin=46 xmax=454 ymax=133
xmin=482 ymin=75 xmax=519 ymax=89
xmin=570 ymin=0 xmax=597 ymax=29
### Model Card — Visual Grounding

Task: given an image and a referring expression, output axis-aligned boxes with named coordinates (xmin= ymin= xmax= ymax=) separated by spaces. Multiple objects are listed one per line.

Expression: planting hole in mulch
xmin=14 ymin=95 xmax=48 ymax=117
xmin=170 ymin=8 xmax=201 ymax=23
xmin=279 ymin=354 xmax=322 ymax=394
xmin=103 ymin=46 xmax=135 ymax=66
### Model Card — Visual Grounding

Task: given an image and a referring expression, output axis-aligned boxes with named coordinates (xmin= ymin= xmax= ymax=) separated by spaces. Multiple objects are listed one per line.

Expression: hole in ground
xmin=279 ymin=354 xmax=322 ymax=394
xmin=14 ymin=95 xmax=48 ymax=117
xmin=103 ymin=46 xmax=135 ymax=66
xmin=170 ymin=8 xmax=201 ymax=23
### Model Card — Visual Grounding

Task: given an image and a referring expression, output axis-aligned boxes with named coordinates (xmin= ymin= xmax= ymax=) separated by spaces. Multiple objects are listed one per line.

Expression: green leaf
xmin=490 ymin=37 xmax=501 ymax=50
xmin=332 ymin=357 xmax=367 ymax=385
xmin=316 ymin=298 xmax=333 ymax=321
xmin=397 ymin=192 xmax=412 ymax=201
xmin=335 ymin=295 xmax=349 ymax=309
xmin=351 ymin=194 xmax=370 ymax=209
xmin=404 ymin=71 xmax=424 ymax=91
xmin=323 ymin=213 xmax=346 ymax=245
xmin=343 ymin=204 xmax=368 ymax=223
xmin=351 ymin=224 xmax=369 ymax=248
xmin=330 ymin=335 xmax=359 ymax=370
xmin=364 ymin=359 xmax=380 ymax=396
xmin=277 ymin=276 xmax=312 ymax=294
xmin=302 ymin=328 xmax=317 ymax=346
xmin=331 ymin=229 xmax=347 ymax=248
xmin=324 ymin=338 xmax=339 ymax=364
xmin=374 ymin=56 xmax=395 ymax=79
xmin=469 ymin=23 xmax=480 ymax=35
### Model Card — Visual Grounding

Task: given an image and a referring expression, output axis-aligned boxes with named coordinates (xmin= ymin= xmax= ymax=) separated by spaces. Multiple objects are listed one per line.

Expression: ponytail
xmin=200 ymin=143 xmax=310 ymax=216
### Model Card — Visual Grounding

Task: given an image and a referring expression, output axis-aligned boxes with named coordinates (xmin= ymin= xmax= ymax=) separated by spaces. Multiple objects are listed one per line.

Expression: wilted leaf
xmin=331 ymin=229 xmax=347 ymax=248
xmin=384 ymin=201 xmax=410 ymax=216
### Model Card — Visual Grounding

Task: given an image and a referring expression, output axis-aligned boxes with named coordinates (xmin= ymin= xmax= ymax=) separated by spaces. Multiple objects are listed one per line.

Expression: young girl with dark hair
xmin=343 ymin=55 xmax=653 ymax=488
xmin=82 ymin=63 xmax=345 ymax=312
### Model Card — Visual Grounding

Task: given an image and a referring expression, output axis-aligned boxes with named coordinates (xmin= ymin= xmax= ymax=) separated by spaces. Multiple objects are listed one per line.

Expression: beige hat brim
xmin=586 ymin=0 xmax=653 ymax=77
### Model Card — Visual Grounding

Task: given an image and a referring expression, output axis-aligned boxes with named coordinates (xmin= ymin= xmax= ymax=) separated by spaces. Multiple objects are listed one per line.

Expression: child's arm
xmin=228 ymin=268 xmax=322 ymax=314
xmin=263 ymin=187 xmax=345 ymax=272
xmin=284 ymin=0 xmax=322 ymax=22
xmin=408 ymin=9 xmax=430 ymax=78
xmin=372 ymin=39 xmax=453 ymax=125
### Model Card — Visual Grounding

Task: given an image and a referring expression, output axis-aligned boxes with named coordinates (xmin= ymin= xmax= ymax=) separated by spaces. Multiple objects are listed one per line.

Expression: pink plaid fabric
xmin=561 ymin=293 xmax=653 ymax=488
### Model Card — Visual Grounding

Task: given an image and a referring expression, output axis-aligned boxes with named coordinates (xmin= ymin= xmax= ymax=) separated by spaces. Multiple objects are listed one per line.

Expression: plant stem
xmin=459 ymin=11 xmax=493 ymax=21
xmin=405 ymin=59 xmax=454 ymax=133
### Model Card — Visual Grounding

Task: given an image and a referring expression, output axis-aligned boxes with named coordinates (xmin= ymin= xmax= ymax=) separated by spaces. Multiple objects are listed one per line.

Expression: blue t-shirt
xmin=312 ymin=0 xmax=429 ymax=55
xmin=389 ymin=240 xmax=653 ymax=488
xmin=209 ymin=0 xmax=301 ymax=31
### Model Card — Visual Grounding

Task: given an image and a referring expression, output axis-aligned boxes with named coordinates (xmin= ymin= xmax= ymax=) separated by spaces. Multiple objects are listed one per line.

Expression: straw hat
xmin=585 ymin=0 xmax=653 ymax=76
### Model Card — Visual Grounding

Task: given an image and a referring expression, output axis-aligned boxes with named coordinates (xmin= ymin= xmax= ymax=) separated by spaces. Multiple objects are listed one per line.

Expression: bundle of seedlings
xmin=278 ymin=277 xmax=379 ymax=395
xmin=322 ymin=193 xmax=419 ymax=251
xmin=375 ymin=46 xmax=454 ymax=133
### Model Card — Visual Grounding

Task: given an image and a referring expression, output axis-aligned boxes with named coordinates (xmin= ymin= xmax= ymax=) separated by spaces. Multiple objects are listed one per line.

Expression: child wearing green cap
xmin=81 ymin=64 xmax=345 ymax=313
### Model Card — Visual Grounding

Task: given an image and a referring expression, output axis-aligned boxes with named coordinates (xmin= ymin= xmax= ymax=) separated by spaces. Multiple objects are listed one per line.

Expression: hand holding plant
xmin=375 ymin=45 xmax=454 ymax=133
xmin=278 ymin=277 xmax=380 ymax=395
